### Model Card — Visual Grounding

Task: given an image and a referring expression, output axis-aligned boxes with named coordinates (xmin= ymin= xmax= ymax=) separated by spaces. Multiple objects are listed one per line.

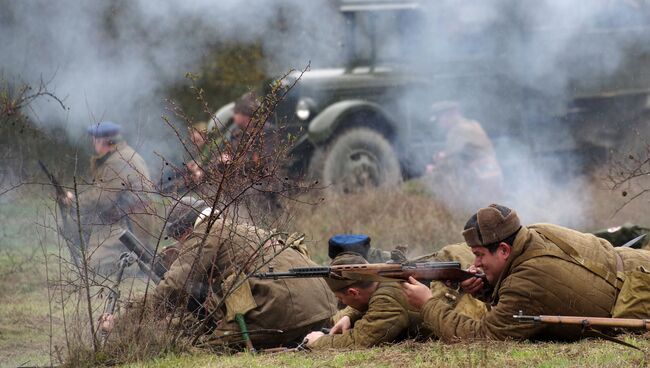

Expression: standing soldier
xmin=222 ymin=92 xmax=282 ymax=221
xmin=67 ymin=121 xmax=155 ymax=273
xmin=426 ymin=101 xmax=503 ymax=209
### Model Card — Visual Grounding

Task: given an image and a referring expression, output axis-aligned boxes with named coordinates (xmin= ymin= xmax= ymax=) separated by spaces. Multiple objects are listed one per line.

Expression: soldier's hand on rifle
xmin=460 ymin=265 xmax=485 ymax=297
xmin=304 ymin=331 xmax=325 ymax=346
xmin=329 ymin=316 xmax=351 ymax=335
xmin=98 ymin=313 xmax=115 ymax=334
xmin=401 ymin=276 xmax=433 ymax=310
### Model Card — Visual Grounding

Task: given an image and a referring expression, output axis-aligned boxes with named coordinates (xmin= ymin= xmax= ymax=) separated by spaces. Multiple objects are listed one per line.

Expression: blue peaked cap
xmin=87 ymin=121 xmax=122 ymax=138
xmin=328 ymin=234 xmax=371 ymax=259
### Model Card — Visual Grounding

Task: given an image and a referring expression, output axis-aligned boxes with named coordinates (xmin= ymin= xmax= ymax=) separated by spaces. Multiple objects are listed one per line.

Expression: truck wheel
xmin=321 ymin=128 xmax=401 ymax=193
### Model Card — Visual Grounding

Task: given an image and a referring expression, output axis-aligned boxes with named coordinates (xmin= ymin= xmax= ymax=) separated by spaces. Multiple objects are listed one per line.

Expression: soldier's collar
xmin=489 ymin=226 xmax=529 ymax=303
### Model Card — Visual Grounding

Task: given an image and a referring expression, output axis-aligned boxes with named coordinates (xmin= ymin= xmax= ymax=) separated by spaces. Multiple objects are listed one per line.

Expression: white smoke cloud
xmin=2 ymin=0 xmax=649 ymax=227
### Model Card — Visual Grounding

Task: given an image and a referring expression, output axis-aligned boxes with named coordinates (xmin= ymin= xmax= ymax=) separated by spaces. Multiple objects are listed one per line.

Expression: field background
xmin=2 ymin=173 xmax=650 ymax=367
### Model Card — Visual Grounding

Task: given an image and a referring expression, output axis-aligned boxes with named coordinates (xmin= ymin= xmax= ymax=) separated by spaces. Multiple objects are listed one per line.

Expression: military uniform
xmin=152 ymin=218 xmax=337 ymax=349
xmin=310 ymin=282 xmax=431 ymax=349
xmin=421 ymin=223 xmax=650 ymax=341
xmin=311 ymin=244 xmax=486 ymax=349
xmin=77 ymin=132 xmax=155 ymax=272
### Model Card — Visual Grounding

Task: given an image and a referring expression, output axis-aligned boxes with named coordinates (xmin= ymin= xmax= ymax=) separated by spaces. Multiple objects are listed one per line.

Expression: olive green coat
xmin=77 ymin=142 xmax=155 ymax=269
xmin=310 ymin=282 xmax=430 ymax=349
xmin=152 ymin=219 xmax=337 ymax=348
xmin=310 ymin=243 xmax=486 ymax=349
xmin=421 ymin=224 xmax=650 ymax=341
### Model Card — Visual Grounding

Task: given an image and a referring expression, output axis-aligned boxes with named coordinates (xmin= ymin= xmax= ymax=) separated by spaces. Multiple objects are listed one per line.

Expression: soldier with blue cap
xmin=66 ymin=121 xmax=156 ymax=274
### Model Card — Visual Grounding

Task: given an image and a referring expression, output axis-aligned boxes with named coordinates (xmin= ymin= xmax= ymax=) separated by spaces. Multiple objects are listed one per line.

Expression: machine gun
xmin=254 ymin=261 xmax=487 ymax=284
xmin=37 ymin=160 xmax=83 ymax=269
xmin=118 ymin=229 xmax=167 ymax=284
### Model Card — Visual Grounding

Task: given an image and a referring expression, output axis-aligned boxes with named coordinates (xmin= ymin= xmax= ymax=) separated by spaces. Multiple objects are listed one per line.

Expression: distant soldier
xmin=185 ymin=120 xmax=211 ymax=184
xmin=222 ymin=92 xmax=283 ymax=220
xmin=67 ymin=121 xmax=155 ymax=273
xmin=427 ymin=101 xmax=503 ymax=208
xmin=403 ymin=204 xmax=650 ymax=342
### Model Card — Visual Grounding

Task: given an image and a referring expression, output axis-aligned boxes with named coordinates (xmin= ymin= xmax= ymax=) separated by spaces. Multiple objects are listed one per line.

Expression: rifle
xmin=37 ymin=160 xmax=83 ymax=268
xmin=254 ymin=261 xmax=487 ymax=284
xmin=513 ymin=313 xmax=650 ymax=330
xmin=513 ymin=311 xmax=649 ymax=350
xmin=99 ymin=251 xmax=137 ymax=346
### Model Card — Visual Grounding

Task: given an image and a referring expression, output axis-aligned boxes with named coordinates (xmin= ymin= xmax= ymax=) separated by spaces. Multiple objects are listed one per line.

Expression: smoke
xmin=392 ymin=0 xmax=650 ymax=227
xmin=2 ymin=0 xmax=649 ymax=227
xmin=0 ymin=0 xmax=341 ymax=163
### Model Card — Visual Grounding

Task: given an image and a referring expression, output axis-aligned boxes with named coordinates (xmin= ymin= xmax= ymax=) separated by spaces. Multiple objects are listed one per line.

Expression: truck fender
xmin=307 ymin=99 xmax=398 ymax=145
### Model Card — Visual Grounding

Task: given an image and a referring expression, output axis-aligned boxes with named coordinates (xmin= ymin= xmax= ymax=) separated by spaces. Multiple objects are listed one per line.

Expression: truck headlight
xmin=295 ymin=98 xmax=316 ymax=121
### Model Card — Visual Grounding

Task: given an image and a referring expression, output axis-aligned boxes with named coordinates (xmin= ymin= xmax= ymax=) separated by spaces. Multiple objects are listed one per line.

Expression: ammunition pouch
xmin=612 ymin=266 xmax=650 ymax=319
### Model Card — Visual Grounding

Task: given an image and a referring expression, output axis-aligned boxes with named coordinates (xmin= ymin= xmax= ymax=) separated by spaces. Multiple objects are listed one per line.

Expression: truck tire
xmin=321 ymin=128 xmax=401 ymax=193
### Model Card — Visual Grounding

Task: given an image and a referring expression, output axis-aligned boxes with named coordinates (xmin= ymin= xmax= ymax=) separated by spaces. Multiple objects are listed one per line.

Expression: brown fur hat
xmin=462 ymin=204 xmax=521 ymax=247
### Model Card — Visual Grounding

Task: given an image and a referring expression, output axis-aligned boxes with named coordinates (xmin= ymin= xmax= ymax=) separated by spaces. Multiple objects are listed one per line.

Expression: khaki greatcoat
xmin=421 ymin=223 xmax=650 ymax=341
xmin=76 ymin=141 xmax=155 ymax=270
xmin=152 ymin=219 xmax=337 ymax=349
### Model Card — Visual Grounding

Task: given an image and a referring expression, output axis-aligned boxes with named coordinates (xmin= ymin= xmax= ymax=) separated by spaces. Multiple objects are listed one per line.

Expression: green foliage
xmin=167 ymin=43 xmax=267 ymax=122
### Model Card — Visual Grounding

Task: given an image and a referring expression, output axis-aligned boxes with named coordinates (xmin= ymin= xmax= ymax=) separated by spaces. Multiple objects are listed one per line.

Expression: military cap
xmin=234 ymin=92 xmax=260 ymax=117
xmin=325 ymin=252 xmax=369 ymax=292
xmin=166 ymin=196 xmax=212 ymax=239
xmin=87 ymin=121 xmax=123 ymax=138
xmin=328 ymin=234 xmax=371 ymax=259
xmin=462 ymin=204 xmax=521 ymax=247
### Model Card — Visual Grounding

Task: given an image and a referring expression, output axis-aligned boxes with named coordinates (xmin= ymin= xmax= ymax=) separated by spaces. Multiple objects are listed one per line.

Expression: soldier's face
xmin=334 ymin=287 xmax=373 ymax=311
xmin=471 ymin=243 xmax=511 ymax=285
xmin=92 ymin=137 xmax=111 ymax=156
xmin=233 ymin=113 xmax=251 ymax=130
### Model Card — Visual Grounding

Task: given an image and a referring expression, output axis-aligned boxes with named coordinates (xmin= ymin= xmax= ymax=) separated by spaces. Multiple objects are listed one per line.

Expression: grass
xmin=120 ymin=339 xmax=650 ymax=368
xmin=2 ymin=181 xmax=650 ymax=367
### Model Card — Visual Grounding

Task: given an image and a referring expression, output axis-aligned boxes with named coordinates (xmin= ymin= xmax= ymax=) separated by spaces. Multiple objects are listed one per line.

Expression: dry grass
xmin=287 ymin=185 xmax=468 ymax=264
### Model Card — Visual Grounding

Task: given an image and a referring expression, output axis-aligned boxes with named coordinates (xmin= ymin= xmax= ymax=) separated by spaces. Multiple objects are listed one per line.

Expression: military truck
xmin=210 ymin=0 xmax=650 ymax=192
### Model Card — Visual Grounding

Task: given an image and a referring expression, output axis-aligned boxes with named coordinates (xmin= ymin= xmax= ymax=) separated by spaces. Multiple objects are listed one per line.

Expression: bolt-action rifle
xmin=513 ymin=313 xmax=650 ymax=330
xmin=254 ymin=261 xmax=487 ymax=284
xmin=513 ymin=311 xmax=649 ymax=350
xmin=37 ymin=160 xmax=83 ymax=269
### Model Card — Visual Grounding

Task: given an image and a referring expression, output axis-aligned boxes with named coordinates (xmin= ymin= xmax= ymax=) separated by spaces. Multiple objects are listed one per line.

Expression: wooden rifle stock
xmin=514 ymin=313 xmax=650 ymax=330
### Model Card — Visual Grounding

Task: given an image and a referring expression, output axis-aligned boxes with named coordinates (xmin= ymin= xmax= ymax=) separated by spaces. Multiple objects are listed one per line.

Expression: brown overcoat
xmin=310 ymin=282 xmax=430 ymax=349
xmin=421 ymin=223 xmax=650 ymax=341
xmin=77 ymin=141 xmax=155 ymax=268
xmin=152 ymin=219 xmax=337 ymax=348
xmin=311 ymin=243 xmax=486 ymax=349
